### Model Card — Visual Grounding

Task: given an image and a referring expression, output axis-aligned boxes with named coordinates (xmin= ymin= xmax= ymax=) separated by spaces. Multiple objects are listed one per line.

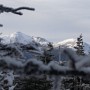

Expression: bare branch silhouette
xmin=0 ymin=4 xmax=35 ymax=15
xmin=0 ymin=24 xmax=3 ymax=27
xmin=0 ymin=4 xmax=35 ymax=27
xmin=14 ymin=7 xmax=35 ymax=11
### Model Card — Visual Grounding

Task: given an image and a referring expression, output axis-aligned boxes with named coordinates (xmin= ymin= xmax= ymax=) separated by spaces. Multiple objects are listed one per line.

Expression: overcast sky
xmin=0 ymin=0 xmax=90 ymax=43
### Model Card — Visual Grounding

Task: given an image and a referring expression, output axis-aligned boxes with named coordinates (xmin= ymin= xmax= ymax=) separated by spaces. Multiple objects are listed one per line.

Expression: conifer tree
xmin=74 ymin=34 xmax=85 ymax=55
xmin=15 ymin=76 xmax=52 ymax=90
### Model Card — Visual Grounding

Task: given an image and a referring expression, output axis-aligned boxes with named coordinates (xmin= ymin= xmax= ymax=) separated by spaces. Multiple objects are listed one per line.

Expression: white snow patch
xmin=1 ymin=32 xmax=33 ymax=45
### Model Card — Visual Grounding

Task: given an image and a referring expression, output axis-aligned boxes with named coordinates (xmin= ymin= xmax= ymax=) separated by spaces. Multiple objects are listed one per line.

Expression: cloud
xmin=0 ymin=0 xmax=90 ymax=42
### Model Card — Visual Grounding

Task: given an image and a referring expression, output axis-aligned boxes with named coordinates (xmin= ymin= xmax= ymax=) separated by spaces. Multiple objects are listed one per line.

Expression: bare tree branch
xmin=0 ymin=4 xmax=35 ymax=27
xmin=14 ymin=7 xmax=35 ymax=11
xmin=0 ymin=24 xmax=3 ymax=27
xmin=0 ymin=4 xmax=35 ymax=15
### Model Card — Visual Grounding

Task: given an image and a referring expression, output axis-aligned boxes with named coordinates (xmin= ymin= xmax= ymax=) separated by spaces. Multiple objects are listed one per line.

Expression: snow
xmin=33 ymin=36 xmax=49 ymax=45
xmin=0 ymin=70 xmax=16 ymax=90
xmin=1 ymin=32 xmax=90 ymax=54
xmin=9 ymin=84 xmax=17 ymax=90
xmin=83 ymin=43 xmax=90 ymax=54
xmin=1 ymin=32 xmax=33 ymax=45
xmin=54 ymin=38 xmax=76 ymax=47
xmin=4 ymin=71 xmax=14 ymax=86
xmin=1 ymin=32 xmax=50 ymax=46
xmin=54 ymin=38 xmax=90 ymax=54
xmin=10 ymin=32 xmax=33 ymax=44
xmin=1 ymin=35 xmax=11 ymax=44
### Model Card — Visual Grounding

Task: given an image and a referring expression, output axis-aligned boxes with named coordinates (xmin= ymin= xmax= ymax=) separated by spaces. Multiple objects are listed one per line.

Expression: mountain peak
xmin=33 ymin=36 xmax=49 ymax=45
xmin=11 ymin=32 xmax=24 ymax=37
xmin=1 ymin=32 xmax=50 ymax=46
xmin=54 ymin=38 xmax=76 ymax=47
xmin=10 ymin=32 xmax=33 ymax=44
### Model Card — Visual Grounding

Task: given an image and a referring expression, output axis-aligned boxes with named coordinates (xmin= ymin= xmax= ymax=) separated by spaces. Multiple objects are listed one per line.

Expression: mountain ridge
xmin=1 ymin=32 xmax=90 ymax=54
xmin=54 ymin=38 xmax=90 ymax=54
xmin=1 ymin=32 xmax=50 ymax=46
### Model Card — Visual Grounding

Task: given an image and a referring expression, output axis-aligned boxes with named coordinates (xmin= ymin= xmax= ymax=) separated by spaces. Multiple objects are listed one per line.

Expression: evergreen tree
xmin=15 ymin=76 xmax=52 ymax=90
xmin=74 ymin=34 xmax=85 ymax=55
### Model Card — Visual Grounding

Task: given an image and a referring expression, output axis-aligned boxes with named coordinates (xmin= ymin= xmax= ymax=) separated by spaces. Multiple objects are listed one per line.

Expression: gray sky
xmin=0 ymin=0 xmax=90 ymax=43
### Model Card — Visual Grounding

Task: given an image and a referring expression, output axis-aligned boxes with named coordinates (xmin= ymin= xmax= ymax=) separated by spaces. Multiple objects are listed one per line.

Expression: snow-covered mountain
xmin=1 ymin=32 xmax=90 ymax=56
xmin=0 ymin=32 xmax=52 ymax=60
xmin=54 ymin=38 xmax=90 ymax=54
xmin=54 ymin=38 xmax=76 ymax=48
xmin=1 ymin=32 xmax=90 ymax=55
xmin=32 ymin=36 xmax=49 ymax=46
xmin=1 ymin=32 xmax=33 ymax=44
xmin=1 ymin=32 xmax=50 ymax=46
xmin=10 ymin=32 xmax=33 ymax=44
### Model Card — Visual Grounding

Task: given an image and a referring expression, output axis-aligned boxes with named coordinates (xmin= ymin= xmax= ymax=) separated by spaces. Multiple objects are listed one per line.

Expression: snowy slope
xmin=10 ymin=32 xmax=33 ymax=44
xmin=1 ymin=32 xmax=49 ymax=46
xmin=32 ymin=36 xmax=49 ymax=46
xmin=54 ymin=38 xmax=90 ymax=54
xmin=54 ymin=38 xmax=76 ymax=48
xmin=1 ymin=32 xmax=33 ymax=45
xmin=0 ymin=32 xmax=51 ymax=59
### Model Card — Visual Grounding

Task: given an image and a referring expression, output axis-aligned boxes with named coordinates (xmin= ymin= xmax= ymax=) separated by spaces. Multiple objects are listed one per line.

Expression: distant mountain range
xmin=1 ymin=32 xmax=90 ymax=56
xmin=1 ymin=32 xmax=49 ymax=45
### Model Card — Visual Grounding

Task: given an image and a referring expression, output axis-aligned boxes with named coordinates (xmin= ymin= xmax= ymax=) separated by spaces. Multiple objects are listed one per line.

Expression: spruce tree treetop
xmin=74 ymin=34 xmax=85 ymax=56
